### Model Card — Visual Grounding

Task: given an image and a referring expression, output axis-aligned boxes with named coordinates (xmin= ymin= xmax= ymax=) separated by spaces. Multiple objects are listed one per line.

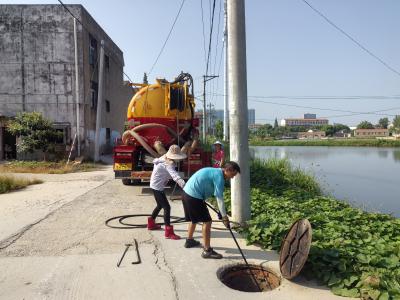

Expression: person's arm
xmin=166 ymin=164 xmax=185 ymax=188
xmin=214 ymin=172 xmax=226 ymax=216
xmin=220 ymin=150 xmax=225 ymax=167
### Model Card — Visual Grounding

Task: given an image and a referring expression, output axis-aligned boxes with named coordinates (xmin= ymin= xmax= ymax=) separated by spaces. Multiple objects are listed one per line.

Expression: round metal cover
xmin=279 ymin=219 xmax=312 ymax=280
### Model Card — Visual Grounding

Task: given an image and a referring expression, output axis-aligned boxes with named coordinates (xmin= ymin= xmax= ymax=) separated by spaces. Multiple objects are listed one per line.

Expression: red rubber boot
xmin=147 ymin=217 xmax=161 ymax=230
xmin=165 ymin=225 xmax=180 ymax=240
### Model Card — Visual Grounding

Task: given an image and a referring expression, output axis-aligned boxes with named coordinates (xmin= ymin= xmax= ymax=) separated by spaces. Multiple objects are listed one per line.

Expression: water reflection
xmin=393 ymin=150 xmax=400 ymax=162
xmin=250 ymin=146 xmax=400 ymax=217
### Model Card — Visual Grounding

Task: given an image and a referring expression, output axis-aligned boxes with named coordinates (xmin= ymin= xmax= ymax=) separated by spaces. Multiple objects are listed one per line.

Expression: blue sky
xmin=2 ymin=0 xmax=400 ymax=126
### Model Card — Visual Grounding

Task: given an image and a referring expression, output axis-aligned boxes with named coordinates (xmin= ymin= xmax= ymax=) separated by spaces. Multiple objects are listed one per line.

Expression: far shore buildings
xmin=0 ymin=4 xmax=134 ymax=160
xmin=280 ymin=113 xmax=328 ymax=127
xmin=298 ymin=130 xmax=326 ymax=139
xmin=354 ymin=128 xmax=389 ymax=138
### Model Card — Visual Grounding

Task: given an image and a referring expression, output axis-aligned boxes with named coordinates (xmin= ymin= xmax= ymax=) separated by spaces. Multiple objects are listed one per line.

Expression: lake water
xmin=250 ymin=146 xmax=400 ymax=217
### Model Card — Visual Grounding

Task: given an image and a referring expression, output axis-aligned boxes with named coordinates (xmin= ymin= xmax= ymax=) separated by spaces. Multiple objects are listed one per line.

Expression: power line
xmin=206 ymin=93 xmax=400 ymax=117
xmin=205 ymin=0 xmax=217 ymax=76
xmin=57 ymin=0 xmax=134 ymax=83
xmin=301 ymin=0 xmax=400 ymax=79
xmin=209 ymin=93 xmax=400 ymax=100
xmin=148 ymin=0 xmax=186 ymax=76
xmin=200 ymin=0 xmax=207 ymax=69
xmin=249 ymin=98 xmax=399 ymax=117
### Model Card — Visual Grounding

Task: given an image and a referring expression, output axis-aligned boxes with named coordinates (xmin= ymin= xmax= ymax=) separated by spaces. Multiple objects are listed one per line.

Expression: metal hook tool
xmin=131 ymin=239 xmax=141 ymax=265
xmin=117 ymin=243 xmax=132 ymax=267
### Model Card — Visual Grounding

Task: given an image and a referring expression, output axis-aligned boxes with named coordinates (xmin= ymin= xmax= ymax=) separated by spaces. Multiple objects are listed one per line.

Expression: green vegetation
xmin=250 ymin=138 xmax=400 ymax=147
xmin=0 ymin=175 xmax=43 ymax=194
xmin=6 ymin=112 xmax=63 ymax=160
xmin=250 ymin=123 xmax=350 ymax=140
xmin=0 ymin=160 xmax=101 ymax=174
xmin=357 ymin=121 xmax=375 ymax=129
xmin=225 ymin=159 xmax=400 ymax=299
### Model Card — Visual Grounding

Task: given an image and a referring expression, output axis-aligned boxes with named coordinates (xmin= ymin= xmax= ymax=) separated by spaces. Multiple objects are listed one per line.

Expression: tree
xmin=274 ymin=118 xmax=279 ymax=129
xmin=378 ymin=117 xmax=389 ymax=129
xmin=357 ymin=121 xmax=374 ymax=129
xmin=393 ymin=115 xmax=400 ymax=132
xmin=321 ymin=125 xmax=335 ymax=136
xmin=7 ymin=112 xmax=62 ymax=160
xmin=215 ymin=120 xmax=223 ymax=140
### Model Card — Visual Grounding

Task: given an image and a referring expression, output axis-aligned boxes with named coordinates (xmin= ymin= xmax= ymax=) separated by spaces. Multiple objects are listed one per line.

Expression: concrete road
xmin=0 ymin=167 xmax=350 ymax=300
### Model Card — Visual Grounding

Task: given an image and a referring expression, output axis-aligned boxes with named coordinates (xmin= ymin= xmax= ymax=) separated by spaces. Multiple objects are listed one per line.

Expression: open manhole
xmin=217 ymin=264 xmax=281 ymax=292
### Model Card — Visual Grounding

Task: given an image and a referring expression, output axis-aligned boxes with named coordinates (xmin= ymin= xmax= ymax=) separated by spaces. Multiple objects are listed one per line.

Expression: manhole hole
xmin=217 ymin=264 xmax=281 ymax=292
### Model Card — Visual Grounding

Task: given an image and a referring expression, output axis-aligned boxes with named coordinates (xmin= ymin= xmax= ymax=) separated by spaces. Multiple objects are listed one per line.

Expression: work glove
xmin=222 ymin=216 xmax=230 ymax=229
xmin=217 ymin=212 xmax=222 ymax=220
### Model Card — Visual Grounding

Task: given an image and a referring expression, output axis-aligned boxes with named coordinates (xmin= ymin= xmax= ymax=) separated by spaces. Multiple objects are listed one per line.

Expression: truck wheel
xmin=122 ymin=179 xmax=132 ymax=185
xmin=122 ymin=179 xmax=141 ymax=185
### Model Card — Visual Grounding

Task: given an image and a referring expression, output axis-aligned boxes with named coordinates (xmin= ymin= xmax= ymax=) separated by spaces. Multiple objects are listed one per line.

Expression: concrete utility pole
xmin=73 ymin=18 xmax=81 ymax=156
xmin=227 ymin=0 xmax=250 ymax=223
xmin=208 ymin=102 xmax=215 ymax=135
xmin=202 ymin=75 xmax=219 ymax=141
xmin=223 ymin=0 xmax=229 ymax=141
xmin=94 ymin=40 xmax=105 ymax=162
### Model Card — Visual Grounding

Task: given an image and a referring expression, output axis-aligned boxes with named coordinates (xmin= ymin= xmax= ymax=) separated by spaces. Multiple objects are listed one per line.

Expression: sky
xmin=2 ymin=0 xmax=400 ymax=126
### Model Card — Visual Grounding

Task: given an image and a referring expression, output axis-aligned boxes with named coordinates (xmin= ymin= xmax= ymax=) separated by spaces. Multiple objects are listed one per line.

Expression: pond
xmin=250 ymin=146 xmax=400 ymax=217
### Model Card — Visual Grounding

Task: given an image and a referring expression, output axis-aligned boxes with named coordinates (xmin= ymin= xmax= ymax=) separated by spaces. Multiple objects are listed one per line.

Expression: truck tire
xmin=122 ymin=179 xmax=141 ymax=185
xmin=122 ymin=179 xmax=132 ymax=185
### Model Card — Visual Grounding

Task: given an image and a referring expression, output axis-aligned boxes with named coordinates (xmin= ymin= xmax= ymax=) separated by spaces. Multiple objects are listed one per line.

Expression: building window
xmin=105 ymin=100 xmax=110 ymax=112
xmin=106 ymin=128 xmax=111 ymax=145
xmin=90 ymin=81 xmax=98 ymax=108
xmin=105 ymin=55 xmax=110 ymax=70
xmin=89 ymin=34 xmax=97 ymax=66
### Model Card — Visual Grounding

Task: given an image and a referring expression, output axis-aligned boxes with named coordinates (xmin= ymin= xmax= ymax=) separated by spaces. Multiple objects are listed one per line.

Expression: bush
xmin=0 ymin=175 xmax=42 ymax=194
xmin=235 ymin=159 xmax=400 ymax=299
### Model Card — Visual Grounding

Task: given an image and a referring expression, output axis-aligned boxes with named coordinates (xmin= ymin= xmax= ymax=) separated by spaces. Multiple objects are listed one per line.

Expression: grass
xmin=0 ymin=175 xmax=43 ymax=194
xmin=223 ymin=158 xmax=400 ymax=299
xmin=250 ymin=138 xmax=400 ymax=147
xmin=0 ymin=160 xmax=102 ymax=174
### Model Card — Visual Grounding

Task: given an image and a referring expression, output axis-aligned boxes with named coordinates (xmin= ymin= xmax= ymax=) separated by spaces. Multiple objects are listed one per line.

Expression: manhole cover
xmin=279 ymin=218 xmax=312 ymax=279
xmin=217 ymin=264 xmax=281 ymax=292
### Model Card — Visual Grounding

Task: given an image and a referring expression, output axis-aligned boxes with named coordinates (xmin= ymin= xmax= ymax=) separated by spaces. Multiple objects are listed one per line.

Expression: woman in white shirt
xmin=148 ymin=145 xmax=186 ymax=240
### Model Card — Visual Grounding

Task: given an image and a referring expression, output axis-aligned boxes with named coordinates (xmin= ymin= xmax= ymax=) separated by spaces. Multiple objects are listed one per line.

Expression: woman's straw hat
xmin=165 ymin=145 xmax=187 ymax=160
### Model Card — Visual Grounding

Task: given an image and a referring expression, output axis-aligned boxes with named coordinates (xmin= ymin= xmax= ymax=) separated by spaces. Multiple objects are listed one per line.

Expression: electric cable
xmin=205 ymin=0 xmax=217 ymax=76
xmin=57 ymin=0 xmax=134 ymax=83
xmin=200 ymin=0 xmax=208 ymax=69
xmin=148 ymin=0 xmax=186 ymax=76
xmin=301 ymin=0 xmax=400 ymax=79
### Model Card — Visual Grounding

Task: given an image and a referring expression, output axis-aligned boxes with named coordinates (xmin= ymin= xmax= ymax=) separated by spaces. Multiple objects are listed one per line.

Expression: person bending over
xmin=182 ymin=161 xmax=240 ymax=258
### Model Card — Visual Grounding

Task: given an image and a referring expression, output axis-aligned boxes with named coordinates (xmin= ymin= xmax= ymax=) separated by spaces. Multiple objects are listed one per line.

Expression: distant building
xmin=0 ymin=4 xmax=134 ymax=159
xmin=354 ymin=128 xmax=389 ymax=138
xmin=280 ymin=114 xmax=328 ymax=127
xmin=213 ymin=109 xmax=255 ymax=126
xmin=298 ymin=130 xmax=326 ymax=139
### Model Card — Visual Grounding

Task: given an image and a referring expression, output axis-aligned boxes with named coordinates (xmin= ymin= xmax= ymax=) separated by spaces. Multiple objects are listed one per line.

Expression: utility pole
xmin=228 ymin=0 xmax=250 ymax=223
xmin=73 ymin=18 xmax=81 ymax=157
xmin=208 ymin=102 xmax=214 ymax=134
xmin=202 ymin=75 xmax=219 ymax=141
xmin=94 ymin=40 xmax=105 ymax=162
xmin=223 ymin=0 xmax=229 ymax=141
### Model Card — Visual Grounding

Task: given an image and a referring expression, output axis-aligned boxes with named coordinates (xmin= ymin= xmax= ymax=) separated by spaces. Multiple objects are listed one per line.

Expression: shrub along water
xmin=228 ymin=159 xmax=400 ymax=299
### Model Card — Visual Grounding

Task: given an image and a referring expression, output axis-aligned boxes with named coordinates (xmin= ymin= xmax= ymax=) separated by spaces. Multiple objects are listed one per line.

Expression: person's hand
xmin=217 ymin=212 xmax=222 ymax=220
xmin=222 ymin=216 xmax=230 ymax=229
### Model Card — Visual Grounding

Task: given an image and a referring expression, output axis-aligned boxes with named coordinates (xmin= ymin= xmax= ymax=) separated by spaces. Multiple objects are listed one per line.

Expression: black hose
xmin=105 ymin=212 xmax=236 ymax=230
xmin=105 ymin=214 xmax=185 ymax=229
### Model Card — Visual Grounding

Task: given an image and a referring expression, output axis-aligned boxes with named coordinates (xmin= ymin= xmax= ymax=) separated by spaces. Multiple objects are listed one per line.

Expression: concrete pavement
xmin=0 ymin=168 xmax=351 ymax=299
